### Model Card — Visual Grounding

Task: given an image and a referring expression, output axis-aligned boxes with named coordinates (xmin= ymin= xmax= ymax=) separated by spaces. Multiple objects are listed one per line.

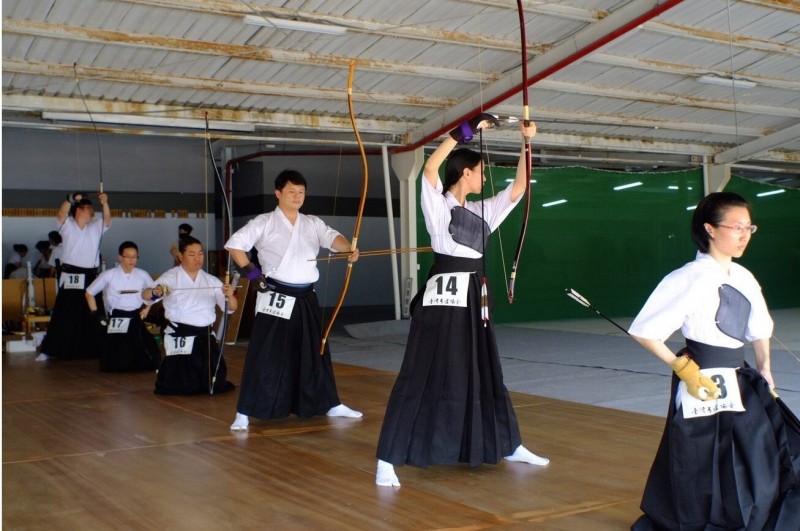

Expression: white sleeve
xmin=225 ymin=215 xmax=267 ymax=252
xmin=312 ymin=216 xmax=343 ymax=251
xmin=628 ymin=268 xmax=695 ymax=341
xmin=86 ymin=270 xmax=111 ymax=297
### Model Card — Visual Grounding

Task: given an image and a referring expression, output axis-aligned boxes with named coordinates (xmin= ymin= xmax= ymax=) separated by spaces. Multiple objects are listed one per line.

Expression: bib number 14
xmin=423 ymin=273 xmax=470 ymax=307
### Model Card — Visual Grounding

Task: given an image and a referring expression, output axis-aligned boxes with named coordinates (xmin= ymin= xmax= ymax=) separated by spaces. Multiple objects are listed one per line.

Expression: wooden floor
xmin=3 ymin=342 xmax=665 ymax=530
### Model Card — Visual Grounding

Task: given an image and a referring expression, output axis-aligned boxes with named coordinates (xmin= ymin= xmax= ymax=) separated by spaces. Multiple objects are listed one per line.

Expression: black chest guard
xmin=716 ymin=283 xmax=751 ymax=342
xmin=449 ymin=206 xmax=490 ymax=254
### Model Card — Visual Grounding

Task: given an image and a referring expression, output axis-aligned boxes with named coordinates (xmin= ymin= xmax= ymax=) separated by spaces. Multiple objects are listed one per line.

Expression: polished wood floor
xmin=3 ymin=342 xmax=665 ymax=530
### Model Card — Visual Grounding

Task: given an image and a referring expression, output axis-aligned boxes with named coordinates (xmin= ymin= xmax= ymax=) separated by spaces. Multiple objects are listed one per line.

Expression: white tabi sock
xmin=376 ymin=459 xmax=400 ymax=487
xmin=326 ymin=404 xmax=363 ymax=418
xmin=35 ymin=353 xmax=50 ymax=362
xmin=230 ymin=412 xmax=249 ymax=431
xmin=504 ymin=445 xmax=549 ymax=466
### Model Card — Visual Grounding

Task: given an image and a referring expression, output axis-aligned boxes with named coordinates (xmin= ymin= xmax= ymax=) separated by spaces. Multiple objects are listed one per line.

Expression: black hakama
xmin=633 ymin=340 xmax=800 ymax=530
xmin=377 ymin=254 xmax=522 ymax=468
xmin=154 ymin=321 xmax=234 ymax=395
xmin=99 ymin=309 xmax=160 ymax=372
xmin=236 ymin=281 xmax=340 ymax=419
xmin=40 ymin=264 xmax=103 ymax=359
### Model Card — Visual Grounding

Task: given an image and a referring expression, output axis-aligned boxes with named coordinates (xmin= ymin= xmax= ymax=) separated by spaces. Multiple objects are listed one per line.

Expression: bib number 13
xmin=423 ymin=272 xmax=470 ymax=307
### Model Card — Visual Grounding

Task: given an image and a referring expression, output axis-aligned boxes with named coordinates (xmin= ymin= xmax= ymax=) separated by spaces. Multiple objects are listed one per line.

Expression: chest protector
xmin=715 ymin=283 xmax=751 ymax=342
xmin=449 ymin=206 xmax=490 ymax=254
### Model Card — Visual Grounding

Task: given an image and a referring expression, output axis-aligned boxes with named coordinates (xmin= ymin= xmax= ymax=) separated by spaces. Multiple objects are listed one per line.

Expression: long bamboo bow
xmin=205 ymin=113 xmax=236 ymax=393
xmin=507 ymin=1 xmax=533 ymax=304
xmin=319 ymin=61 xmax=369 ymax=354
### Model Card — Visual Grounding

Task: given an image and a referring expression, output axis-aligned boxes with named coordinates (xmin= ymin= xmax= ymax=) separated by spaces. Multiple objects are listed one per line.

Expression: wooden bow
xmin=319 ymin=61 xmax=369 ymax=354
xmin=205 ymin=113 xmax=234 ymax=392
xmin=507 ymin=0 xmax=533 ymax=304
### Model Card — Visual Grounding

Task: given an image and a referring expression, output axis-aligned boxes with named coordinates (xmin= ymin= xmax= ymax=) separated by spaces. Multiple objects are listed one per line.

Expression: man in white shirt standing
xmin=38 ymin=192 xmax=111 ymax=361
xmin=226 ymin=169 xmax=362 ymax=431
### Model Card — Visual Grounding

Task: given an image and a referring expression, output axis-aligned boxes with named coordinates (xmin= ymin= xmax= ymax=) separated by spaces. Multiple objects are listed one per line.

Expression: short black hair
xmin=35 ymin=240 xmax=50 ymax=253
xmin=178 ymin=223 xmax=193 ymax=234
xmin=178 ymin=235 xmax=203 ymax=253
xmin=275 ymin=169 xmax=307 ymax=191
xmin=691 ymin=192 xmax=751 ymax=253
xmin=118 ymin=241 xmax=138 ymax=256
xmin=13 ymin=244 xmax=28 ymax=254
xmin=69 ymin=197 xmax=93 ymax=218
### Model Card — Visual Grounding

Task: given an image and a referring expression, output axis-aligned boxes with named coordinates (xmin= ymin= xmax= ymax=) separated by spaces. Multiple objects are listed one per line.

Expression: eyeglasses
xmin=715 ymin=223 xmax=758 ymax=235
xmin=121 ymin=255 xmax=139 ymax=259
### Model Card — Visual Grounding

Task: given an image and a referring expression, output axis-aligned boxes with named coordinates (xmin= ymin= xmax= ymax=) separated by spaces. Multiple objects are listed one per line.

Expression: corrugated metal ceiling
xmin=3 ymin=0 xmax=799 ymax=186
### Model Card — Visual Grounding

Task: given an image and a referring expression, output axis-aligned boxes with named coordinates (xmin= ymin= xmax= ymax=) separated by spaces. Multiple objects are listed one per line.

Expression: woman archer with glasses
xmin=628 ymin=192 xmax=800 ymax=530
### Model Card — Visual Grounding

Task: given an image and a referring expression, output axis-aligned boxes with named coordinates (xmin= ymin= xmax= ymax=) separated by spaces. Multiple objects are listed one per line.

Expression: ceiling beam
xmin=3 ymin=94 xmax=414 ymax=137
xmin=587 ymin=53 xmax=799 ymax=91
xmin=3 ymin=59 xmax=457 ymax=109
xmin=126 ymin=0 xmax=800 ymax=58
xmin=491 ymin=104 xmax=767 ymax=137
xmin=715 ymin=123 xmax=800 ymax=164
xmin=124 ymin=0 xmax=554 ymax=52
xmin=533 ymin=80 xmax=800 ymax=118
xmin=1 ymin=18 xmax=497 ymax=83
xmin=644 ymin=20 xmax=800 ymax=56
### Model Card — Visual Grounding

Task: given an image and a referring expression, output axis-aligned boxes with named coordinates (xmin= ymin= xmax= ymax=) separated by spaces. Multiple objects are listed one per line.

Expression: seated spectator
xmin=4 ymin=244 xmax=28 ymax=279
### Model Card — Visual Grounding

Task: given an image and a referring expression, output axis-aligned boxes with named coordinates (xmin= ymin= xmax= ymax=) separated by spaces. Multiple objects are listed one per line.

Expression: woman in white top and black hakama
xmin=375 ymin=115 xmax=549 ymax=487
xmin=629 ymin=192 xmax=800 ymax=530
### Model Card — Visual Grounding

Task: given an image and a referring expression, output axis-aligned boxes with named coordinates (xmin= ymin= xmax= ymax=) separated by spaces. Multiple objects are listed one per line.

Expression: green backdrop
xmin=416 ymin=165 xmax=799 ymax=323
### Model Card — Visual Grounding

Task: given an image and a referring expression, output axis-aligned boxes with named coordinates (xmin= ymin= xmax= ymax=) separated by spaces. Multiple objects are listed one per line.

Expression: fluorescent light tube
xmin=42 ymin=112 xmax=255 ymax=132
xmin=697 ymin=75 xmax=757 ymax=89
xmin=756 ymin=189 xmax=785 ymax=197
xmin=613 ymin=181 xmax=642 ymax=191
xmin=542 ymin=199 xmax=567 ymax=207
xmin=243 ymin=15 xmax=347 ymax=35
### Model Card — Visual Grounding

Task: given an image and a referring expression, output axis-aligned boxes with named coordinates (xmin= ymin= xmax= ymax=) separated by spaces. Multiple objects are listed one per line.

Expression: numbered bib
xmin=107 ymin=317 xmax=131 ymax=334
xmin=422 ymin=272 xmax=471 ymax=307
xmin=255 ymin=290 xmax=297 ymax=320
xmin=164 ymin=334 xmax=196 ymax=356
xmin=679 ymin=367 xmax=745 ymax=419
xmin=60 ymin=272 xmax=85 ymax=290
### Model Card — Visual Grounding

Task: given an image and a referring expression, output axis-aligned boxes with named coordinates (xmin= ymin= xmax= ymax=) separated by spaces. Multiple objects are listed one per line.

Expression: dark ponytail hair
xmin=691 ymin=192 xmax=750 ymax=253
xmin=443 ymin=149 xmax=484 ymax=193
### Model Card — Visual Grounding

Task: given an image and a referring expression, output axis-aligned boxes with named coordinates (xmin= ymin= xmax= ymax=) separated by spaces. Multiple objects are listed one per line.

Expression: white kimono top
xmin=629 ymin=253 xmax=773 ymax=348
xmin=155 ymin=266 xmax=229 ymax=327
xmin=86 ymin=266 xmax=154 ymax=313
xmin=59 ymin=216 xmax=110 ymax=268
xmin=421 ymin=174 xmax=521 ymax=258
xmin=224 ymin=208 xmax=341 ymax=284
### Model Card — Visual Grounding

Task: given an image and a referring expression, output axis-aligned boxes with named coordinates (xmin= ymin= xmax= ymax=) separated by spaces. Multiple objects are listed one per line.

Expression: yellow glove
xmin=669 ymin=356 xmax=720 ymax=401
